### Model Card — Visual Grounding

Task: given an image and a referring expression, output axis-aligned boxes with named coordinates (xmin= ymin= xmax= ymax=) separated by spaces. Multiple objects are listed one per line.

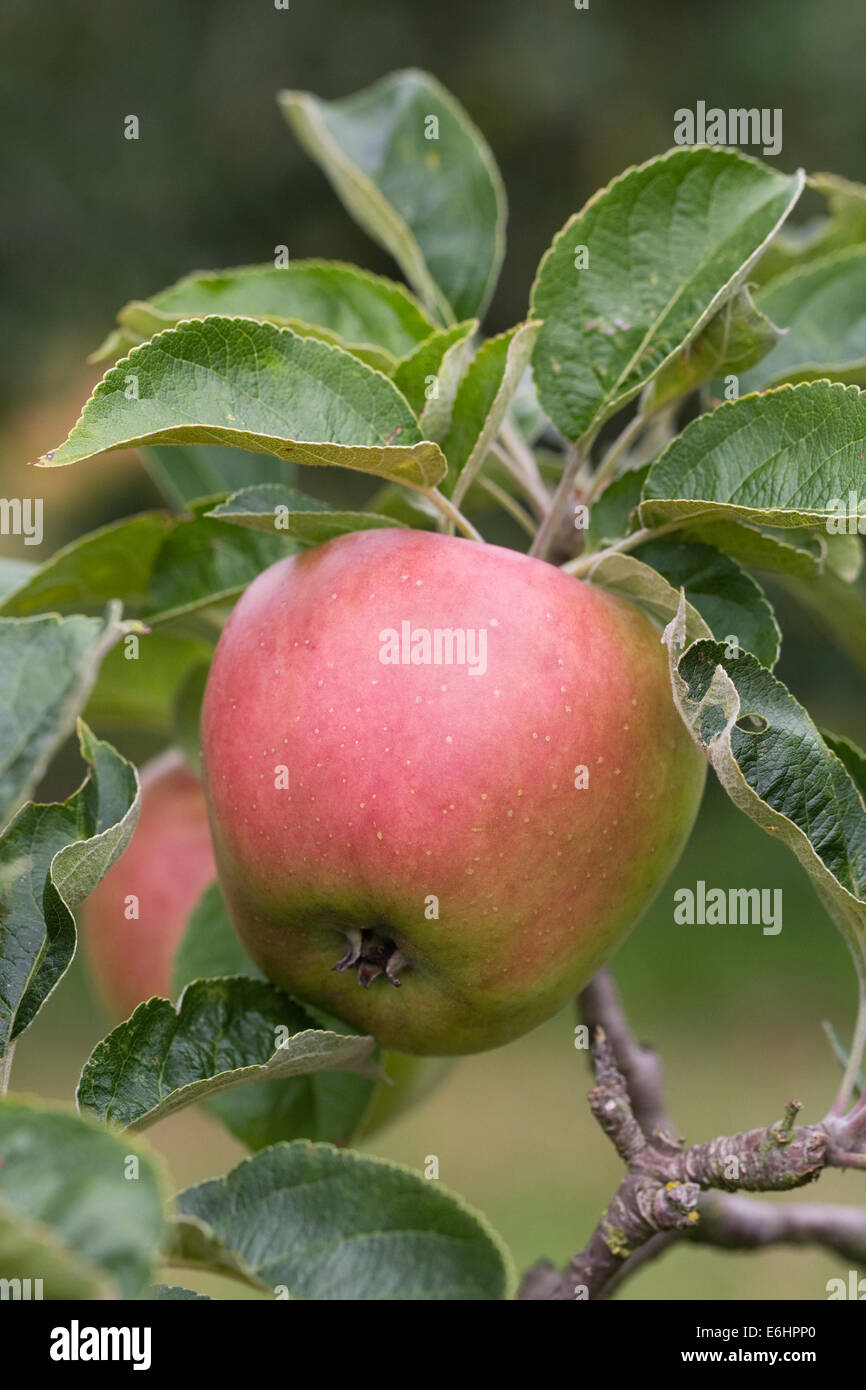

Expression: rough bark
xmin=518 ymin=969 xmax=866 ymax=1300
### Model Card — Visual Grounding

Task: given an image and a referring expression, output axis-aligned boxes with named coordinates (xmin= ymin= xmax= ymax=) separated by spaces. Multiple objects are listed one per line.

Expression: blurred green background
xmin=3 ymin=0 xmax=866 ymax=1300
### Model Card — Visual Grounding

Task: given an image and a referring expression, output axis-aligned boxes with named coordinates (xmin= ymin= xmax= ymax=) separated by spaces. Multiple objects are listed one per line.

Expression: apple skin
xmin=82 ymin=750 xmax=217 ymax=1019
xmin=82 ymin=749 xmax=444 ymax=1129
xmin=201 ymin=529 xmax=705 ymax=1056
xmin=82 ymin=748 xmax=446 ymax=1130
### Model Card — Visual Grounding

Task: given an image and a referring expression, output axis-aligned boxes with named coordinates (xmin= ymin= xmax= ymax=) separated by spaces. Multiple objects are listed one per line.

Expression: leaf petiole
xmin=408 ymin=486 xmax=485 ymax=541
xmin=0 ymin=1040 xmax=15 ymax=1097
xmin=561 ymin=519 xmax=689 ymax=577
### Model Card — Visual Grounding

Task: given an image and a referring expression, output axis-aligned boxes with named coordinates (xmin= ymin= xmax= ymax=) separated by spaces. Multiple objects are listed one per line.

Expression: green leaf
xmin=76 ymin=978 xmax=382 ymax=1131
xmin=366 ymin=482 xmax=439 ymax=530
xmin=0 ymin=509 xmax=292 ymax=627
xmin=634 ymin=538 xmax=780 ymax=667
xmin=808 ymin=173 xmax=866 ymax=254
xmin=172 ymin=882 xmax=263 ymax=993
xmin=739 ymin=247 xmax=866 ymax=392
xmin=93 ymin=261 xmax=436 ymax=371
xmin=206 ymin=484 xmax=405 ymax=544
xmin=756 ymin=173 xmax=866 ymax=282
xmin=141 ymin=508 xmax=290 ymax=624
xmin=177 ymin=1141 xmax=514 ymax=1299
xmin=162 ymin=1212 xmax=267 ymax=1290
xmin=36 ymin=317 xmax=447 ymax=488
xmin=585 ymin=467 xmax=825 ymax=578
xmin=0 ymin=606 xmax=136 ymax=825
xmin=354 ymin=1052 xmax=456 ymax=1140
xmin=84 ymin=627 xmax=213 ymax=737
xmin=279 ymin=70 xmax=507 ymax=323
xmin=648 ymin=287 xmax=783 ymax=410
xmin=0 ymin=723 xmax=140 ymax=1054
xmin=580 ymin=551 xmax=712 ymax=644
xmin=116 ymin=306 xmax=394 ymax=367
xmin=0 ymin=514 xmax=171 ymax=618
xmin=531 ymin=148 xmax=804 ymax=441
xmin=392 ymin=320 xmax=476 ymax=437
xmin=822 ymin=731 xmax=866 ymax=803
xmin=141 ymin=443 xmax=297 ymax=511
xmin=674 ymin=521 xmax=825 ymax=579
xmin=0 ymin=1193 xmax=113 ymax=1300
xmin=206 ymin=1065 xmax=379 ymax=1156
xmin=87 ymin=327 xmax=128 ymax=364
xmin=171 ymin=884 xmax=377 ymax=1151
xmin=0 ymin=559 xmax=35 ymax=600
xmin=444 ymin=321 xmax=541 ymax=502
xmin=663 ymin=604 xmax=866 ymax=997
xmin=0 ymin=1099 xmax=165 ymax=1300
xmin=509 ymin=367 xmax=548 ymax=446
xmin=586 ymin=465 xmax=649 ymax=548
xmin=824 ymin=531 xmax=864 ymax=583
xmin=640 ymin=381 xmax=866 ymax=529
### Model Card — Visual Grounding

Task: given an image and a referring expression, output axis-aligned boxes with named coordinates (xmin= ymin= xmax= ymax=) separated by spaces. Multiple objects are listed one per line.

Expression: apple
xmin=81 ymin=750 xmax=216 ymax=1019
xmin=82 ymin=746 xmax=447 ymax=1133
xmin=201 ymin=528 xmax=705 ymax=1056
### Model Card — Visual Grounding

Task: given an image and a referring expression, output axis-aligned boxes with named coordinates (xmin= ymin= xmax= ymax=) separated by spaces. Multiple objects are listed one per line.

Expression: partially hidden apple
xmin=81 ymin=750 xmax=217 ymax=1019
xmin=201 ymin=529 xmax=706 ymax=1056
xmin=82 ymin=746 xmax=445 ymax=1136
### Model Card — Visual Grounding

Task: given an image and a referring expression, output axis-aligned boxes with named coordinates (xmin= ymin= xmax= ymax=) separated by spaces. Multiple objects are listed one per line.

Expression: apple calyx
xmin=333 ymin=927 xmax=407 ymax=989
